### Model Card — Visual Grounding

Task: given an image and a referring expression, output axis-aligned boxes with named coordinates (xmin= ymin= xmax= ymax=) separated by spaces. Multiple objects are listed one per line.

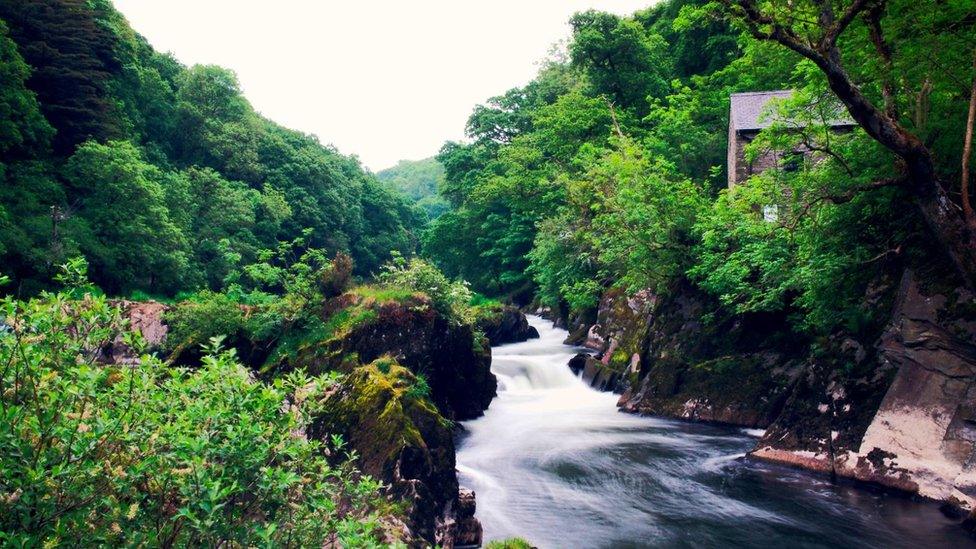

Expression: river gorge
xmin=457 ymin=316 xmax=972 ymax=548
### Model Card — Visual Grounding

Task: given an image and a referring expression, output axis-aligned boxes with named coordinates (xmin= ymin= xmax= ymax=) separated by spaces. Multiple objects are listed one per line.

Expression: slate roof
xmin=730 ymin=90 xmax=854 ymax=132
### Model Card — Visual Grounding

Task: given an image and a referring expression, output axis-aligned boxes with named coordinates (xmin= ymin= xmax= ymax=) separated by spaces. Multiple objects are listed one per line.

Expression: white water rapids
xmin=456 ymin=316 xmax=972 ymax=548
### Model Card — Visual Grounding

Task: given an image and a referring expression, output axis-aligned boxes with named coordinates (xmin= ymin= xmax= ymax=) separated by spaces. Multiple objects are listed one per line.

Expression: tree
xmin=0 ymin=20 xmax=52 ymax=156
xmin=716 ymin=0 xmax=976 ymax=286
xmin=62 ymin=140 xmax=190 ymax=294
xmin=0 ymin=0 xmax=123 ymax=154
xmin=569 ymin=10 xmax=671 ymax=114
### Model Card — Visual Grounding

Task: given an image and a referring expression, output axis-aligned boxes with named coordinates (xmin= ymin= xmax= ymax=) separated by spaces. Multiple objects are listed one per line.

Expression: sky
xmin=111 ymin=0 xmax=652 ymax=172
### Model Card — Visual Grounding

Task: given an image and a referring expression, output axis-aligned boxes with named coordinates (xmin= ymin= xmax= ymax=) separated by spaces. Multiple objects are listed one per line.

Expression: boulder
xmin=476 ymin=305 xmax=540 ymax=345
xmin=101 ymin=300 xmax=169 ymax=364
xmin=453 ymin=488 xmax=482 ymax=547
xmin=581 ymin=356 xmax=625 ymax=393
xmin=567 ymin=353 xmax=588 ymax=376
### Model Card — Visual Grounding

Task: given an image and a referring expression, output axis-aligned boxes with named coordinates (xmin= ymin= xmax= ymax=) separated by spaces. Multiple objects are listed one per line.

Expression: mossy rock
xmin=270 ymin=288 xmax=496 ymax=420
xmin=310 ymin=359 xmax=458 ymax=545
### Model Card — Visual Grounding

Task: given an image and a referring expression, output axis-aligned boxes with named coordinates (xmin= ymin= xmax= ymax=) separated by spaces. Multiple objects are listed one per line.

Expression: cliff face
xmin=310 ymin=360 xmax=468 ymax=546
xmin=575 ymin=268 xmax=976 ymax=513
xmin=588 ymin=283 xmax=803 ymax=427
xmin=753 ymin=270 xmax=976 ymax=511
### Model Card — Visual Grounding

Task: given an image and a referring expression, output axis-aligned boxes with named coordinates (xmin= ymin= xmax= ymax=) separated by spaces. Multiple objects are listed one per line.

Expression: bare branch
xmin=864 ymin=2 xmax=898 ymax=119
xmin=798 ymin=131 xmax=855 ymax=176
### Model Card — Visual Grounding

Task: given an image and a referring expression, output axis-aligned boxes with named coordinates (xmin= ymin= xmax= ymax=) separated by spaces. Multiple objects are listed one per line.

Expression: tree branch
xmin=864 ymin=1 xmax=898 ymax=119
xmin=784 ymin=178 xmax=906 ymax=230
xmin=962 ymin=48 xmax=976 ymax=232
xmin=825 ymin=0 xmax=874 ymax=47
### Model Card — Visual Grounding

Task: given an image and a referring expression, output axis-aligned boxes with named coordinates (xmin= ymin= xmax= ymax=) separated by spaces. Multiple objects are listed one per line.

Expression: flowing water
xmin=456 ymin=316 xmax=973 ymax=548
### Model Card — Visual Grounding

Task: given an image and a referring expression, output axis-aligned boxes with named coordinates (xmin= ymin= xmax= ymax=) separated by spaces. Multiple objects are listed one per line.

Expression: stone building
xmin=727 ymin=90 xmax=854 ymax=188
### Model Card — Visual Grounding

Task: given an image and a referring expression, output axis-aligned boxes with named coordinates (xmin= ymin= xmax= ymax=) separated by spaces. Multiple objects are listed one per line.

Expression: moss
xmin=260 ymin=288 xmax=400 ymax=373
xmin=350 ymin=285 xmax=424 ymax=307
xmin=609 ymin=349 xmax=630 ymax=369
xmin=320 ymin=359 xmax=441 ymax=469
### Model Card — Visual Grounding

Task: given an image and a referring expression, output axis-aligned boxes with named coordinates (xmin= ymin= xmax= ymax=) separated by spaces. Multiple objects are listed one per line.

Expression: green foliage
xmin=0 ymin=283 xmax=391 ymax=546
xmin=376 ymin=157 xmax=450 ymax=220
xmin=0 ymin=0 xmax=422 ymax=295
xmin=378 ymin=252 xmax=473 ymax=323
xmin=0 ymin=19 xmax=52 ymax=156
xmin=569 ymin=10 xmax=670 ymax=113
xmin=486 ymin=538 xmax=534 ymax=549
xmin=62 ymin=140 xmax=191 ymax=295
xmin=405 ymin=373 xmax=432 ymax=401
xmin=424 ymin=0 xmax=966 ymax=338
xmin=164 ymin=290 xmax=247 ymax=355
xmin=0 ymin=0 xmax=123 ymax=153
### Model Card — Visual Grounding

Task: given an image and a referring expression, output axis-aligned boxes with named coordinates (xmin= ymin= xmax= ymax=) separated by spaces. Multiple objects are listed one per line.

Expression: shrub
xmin=319 ymin=251 xmax=353 ymax=299
xmin=164 ymin=290 xmax=247 ymax=355
xmin=378 ymin=252 xmax=473 ymax=322
xmin=0 ymin=283 xmax=392 ymax=546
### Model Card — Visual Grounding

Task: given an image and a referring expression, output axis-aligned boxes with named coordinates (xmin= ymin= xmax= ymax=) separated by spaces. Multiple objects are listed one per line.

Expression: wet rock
xmin=568 ymin=353 xmax=588 ymax=376
xmin=476 ymin=305 xmax=540 ymax=345
xmin=581 ymin=356 xmax=625 ymax=393
xmin=453 ymin=488 xmax=482 ymax=547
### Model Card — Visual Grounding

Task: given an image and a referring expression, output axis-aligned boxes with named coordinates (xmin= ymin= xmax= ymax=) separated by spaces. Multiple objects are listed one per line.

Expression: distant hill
xmin=377 ymin=158 xmax=450 ymax=220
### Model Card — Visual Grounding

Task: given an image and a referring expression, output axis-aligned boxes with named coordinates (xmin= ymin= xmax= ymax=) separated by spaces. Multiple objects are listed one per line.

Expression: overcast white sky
xmin=111 ymin=1 xmax=651 ymax=171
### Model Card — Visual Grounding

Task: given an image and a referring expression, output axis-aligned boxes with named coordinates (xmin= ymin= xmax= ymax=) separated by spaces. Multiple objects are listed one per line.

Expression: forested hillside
xmin=3 ymin=0 xmax=976 ymax=544
xmin=425 ymin=0 xmax=974 ymax=337
xmin=0 ymin=0 xmax=422 ymax=297
xmin=377 ymin=157 xmax=450 ymax=220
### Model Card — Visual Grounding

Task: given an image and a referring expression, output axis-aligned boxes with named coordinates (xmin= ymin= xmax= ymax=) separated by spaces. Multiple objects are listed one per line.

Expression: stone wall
xmin=728 ymin=130 xmax=782 ymax=187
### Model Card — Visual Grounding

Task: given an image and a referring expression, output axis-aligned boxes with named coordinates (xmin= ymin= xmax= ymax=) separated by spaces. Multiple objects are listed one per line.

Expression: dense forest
xmin=0 ymin=0 xmax=423 ymax=298
xmin=425 ymin=0 xmax=975 ymax=337
xmin=377 ymin=157 xmax=450 ymax=221
xmin=2 ymin=0 xmax=976 ymax=545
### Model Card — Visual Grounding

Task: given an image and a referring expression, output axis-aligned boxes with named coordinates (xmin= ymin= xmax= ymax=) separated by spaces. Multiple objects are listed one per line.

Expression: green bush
xmin=378 ymin=252 xmax=473 ymax=323
xmin=0 ymin=286 xmax=393 ymax=546
xmin=164 ymin=290 xmax=247 ymax=355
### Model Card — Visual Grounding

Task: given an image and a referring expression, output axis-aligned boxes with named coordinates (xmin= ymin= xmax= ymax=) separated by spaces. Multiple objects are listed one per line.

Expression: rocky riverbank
xmin=560 ymin=266 xmax=976 ymax=521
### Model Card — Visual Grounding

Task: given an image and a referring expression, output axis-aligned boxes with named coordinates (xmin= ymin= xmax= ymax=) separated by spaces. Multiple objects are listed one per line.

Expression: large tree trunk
xmin=813 ymin=49 xmax=976 ymax=287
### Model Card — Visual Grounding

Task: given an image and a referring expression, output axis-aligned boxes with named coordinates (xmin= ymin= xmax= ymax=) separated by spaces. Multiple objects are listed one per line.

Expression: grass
xmin=485 ymin=538 xmax=534 ymax=549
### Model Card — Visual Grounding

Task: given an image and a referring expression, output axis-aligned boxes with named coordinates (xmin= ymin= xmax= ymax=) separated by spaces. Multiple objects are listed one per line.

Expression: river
xmin=456 ymin=316 xmax=972 ymax=548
